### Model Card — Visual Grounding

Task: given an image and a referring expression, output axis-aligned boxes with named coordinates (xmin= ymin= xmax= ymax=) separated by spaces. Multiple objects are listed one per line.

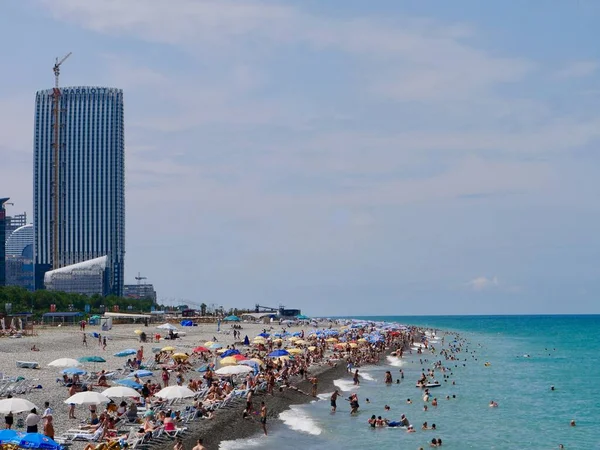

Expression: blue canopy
xmin=127 ymin=370 xmax=153 ymax=378
xmin=268 ymin=349 xmax=290 ymax=357
xmin=180 ymin=320 xmax=194 ymax=327
xmin=114 ymin=349 xmax=137 ymax=357
xmin=220 ymin=349 xmax=240 ymax=358
xmin=223 ymin=315 xmax=240 ymax=322
xmin=61 ymin=367 xmax=86 ymax=375
xmin=18 ymin=433 xmax=62 ymax=450
xmin=116 ymin=379 xmax=143 ymax=389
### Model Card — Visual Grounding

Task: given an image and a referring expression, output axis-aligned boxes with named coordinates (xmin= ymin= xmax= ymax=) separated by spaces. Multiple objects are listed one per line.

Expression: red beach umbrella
xmin=193 ymin=346 xmax=210 ymax=353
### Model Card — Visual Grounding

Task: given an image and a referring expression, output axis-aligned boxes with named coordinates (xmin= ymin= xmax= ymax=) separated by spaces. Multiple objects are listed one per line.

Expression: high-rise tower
xmin=33 ymin=86 xmax=125 ymax=296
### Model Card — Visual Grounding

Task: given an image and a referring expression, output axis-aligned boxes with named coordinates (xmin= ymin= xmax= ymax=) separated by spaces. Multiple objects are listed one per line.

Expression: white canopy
xmin=0 ymin=397 xmax=37 ymax=414
xmin=48 ymin=358 xmax=81 ymax=367
xmin=64 ymin=391 xmax=110 ymax=405
xmin=154 ymin=385 xmax=195 ymax=399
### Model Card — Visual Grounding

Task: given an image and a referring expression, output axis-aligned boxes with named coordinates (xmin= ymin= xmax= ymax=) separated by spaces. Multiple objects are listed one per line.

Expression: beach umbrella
xmin=288 ymin=336 xmax=298 ymax=342
xmin=193 ymin=346 xmax=209 ymax=353
xmin=287 ymin=348 xmax=303 ymax=355
xmin=0 ymin=429 xmax=21 ymax=444
xmin=204 ymin=341 xmax=215 ymax=347
xmin=308 ymin=346 xmax=317 ymax=351
xmin=257 ymin=332 xmax=270 ymax=338
xmin=215 ymin=365 xmax=253 ymax=375
xmin=48 ymin=358 xmax=80 ymax=367
xmin=18 ymin=433 xmax=61 ymax=450
xmin=61 ymin=367 xmax=87 ymax=376
xmin=220 ymin=349 xmax=240 ymax=358
xmin=64 ymin=391 xmax=110 ymax=405
xmin=294 ymin=339 xmax=307 ymax=345
xmin=134 ymin=329 xmax=143 ymax=335
xmin=157 ymin=323 xmax=178 ymax=330
xmin=127 ymin=370 xmax=153 ymax=378
xmin=114 ymin=349 xmax=137 ymax=357
xmin=115 ymin=379 xmax=143 ymax=389
xmin=78 ymin=356 xmax=106 ymax=363
xmin=232 ymin=354 xmax=247 ymax=361
xmin=209 ymin=342 xmax=223 ymax=349
xmin=216 ymin=348 xmax=227 ymax=354
xmin=0 ymin=398 xmax=37 ymax=414
xmin=268 ymin=349 xmax=289 ymax=358
xmin=102 ymin=386 xmax=141 ymax=398
xmin=243 ymin=336 xmax=250 ymax=345
xmin=250 ymin=358 xmax=264 ymax=367
xmin=154 ymin=385 xmax=195 ymax=400
xmin=161 ymin=346 xmax=176 ymax=352
xmin=223 ymin=315 xmax=240 ymax=322
xmin=272 ymin=338 xmax=283 ymax=343
xmin=252 ymin=337 xmax=266 ymax=344
xmin=220 ymin=356 xmax=238 ymax=366
xmin=172 ymin=353 xmax=189 ymax=360
xmin=196 ymin=365 xmax=210 ymax=373
xmin=325 ymin=338 xmax=338 ymax=343
xmin=349 ymin=343 xmax=358 ymax=348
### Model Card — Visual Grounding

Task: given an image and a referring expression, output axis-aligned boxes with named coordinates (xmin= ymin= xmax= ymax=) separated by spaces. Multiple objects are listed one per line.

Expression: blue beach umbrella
xmin=0 ymin=429 xmax=21 ymax=444
xmin=268 ymin=349 xmax=289 ymax=358
xmin=61 ymin=367 xmax=87 ymax=375
xmin=127 ymin=370 xmax=153 ymax=378
xmin=18 ymin=433 xmax=61 ymax=450
xmin=78 ymin=356 xmax=106 ymax=363
xmin=209 ymin=342 xmax=223 ymax=349
xmin=114 ymin=349 xmax=137 ymax=357
xmin=258 ymin=332 xmax=270 ymax=338
xmin=220 ymin=349 xmax=240 ymax=358
xmin=115 ymin=379 xmax=143 ymax=389
xmin=196 ymin=365 xmax=210 ymax=373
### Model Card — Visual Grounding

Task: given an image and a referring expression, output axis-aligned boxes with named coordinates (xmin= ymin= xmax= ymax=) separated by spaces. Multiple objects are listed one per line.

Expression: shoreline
xmin=189 ymin=337 xmax=416 ymax=450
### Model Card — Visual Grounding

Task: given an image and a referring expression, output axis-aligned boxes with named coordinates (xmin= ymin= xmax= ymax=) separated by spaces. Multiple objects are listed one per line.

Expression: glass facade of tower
xmin=33 ymin=86 xmax=125 ymax=296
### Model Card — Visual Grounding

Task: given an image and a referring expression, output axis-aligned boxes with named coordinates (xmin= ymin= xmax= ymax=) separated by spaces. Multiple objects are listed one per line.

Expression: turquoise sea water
xmin=220 ymin=315 xmax=600 ymax=449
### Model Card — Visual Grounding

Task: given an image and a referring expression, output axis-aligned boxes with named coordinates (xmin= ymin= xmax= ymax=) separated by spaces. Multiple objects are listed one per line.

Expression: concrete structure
xmin=5 ymin=213 xmax=27 ymax=240
xmin=44 ymin=255 xmax=109 ymax=296
xmin=124 ymin=283 xmax=157 ymax=303
xmin=33 ymin=86 xmax=125 ymax=296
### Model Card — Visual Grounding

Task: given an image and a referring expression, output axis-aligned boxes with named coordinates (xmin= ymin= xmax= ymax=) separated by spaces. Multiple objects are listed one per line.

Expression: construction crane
xmin=51 ymin=52 xmax=71 ymax=269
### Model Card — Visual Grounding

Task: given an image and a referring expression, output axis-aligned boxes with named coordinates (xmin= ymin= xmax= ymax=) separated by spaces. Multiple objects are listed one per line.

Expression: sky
xmin=1 ymin=0 xmax=599 ymax=316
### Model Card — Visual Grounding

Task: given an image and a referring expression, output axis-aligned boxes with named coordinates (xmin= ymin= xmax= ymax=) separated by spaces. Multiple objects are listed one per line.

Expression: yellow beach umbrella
xmin=294 ymin=339 xmax=307 ymax=346
xmin=325 ymin=337 xmax=338 ymax=343
xmin=220 ymin=356 xmax=238 ymax=366
xmin=287 ymin=348 xmax=303 ymax=355
xmin=358 ymin=338 xmax=368 ymax=343
xmin=272 ymin=338 xmax=283 ymax=343
xmin=172 ymin=353 xmax=189 ymax=360
xmin=308 ymin=346 xmax=316 ymax=351
xmin=161 ymin=346 xmax=176 ymax=352
xmin=288 ymin=336 xmax=299 ymax=342
xmin=349 ymin=343 xmax=358 ymax=348
xmin=216 ymin=348 xmax=227 ymax=354
xmin=205 ymin=341 xmax=215 ymax=347
xmin=134 ymin=330 xmax=143 ymax=335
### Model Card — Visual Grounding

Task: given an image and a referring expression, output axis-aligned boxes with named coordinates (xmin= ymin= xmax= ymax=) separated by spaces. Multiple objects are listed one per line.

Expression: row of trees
xmin=0 ymin=286 xmax=154 ymax=317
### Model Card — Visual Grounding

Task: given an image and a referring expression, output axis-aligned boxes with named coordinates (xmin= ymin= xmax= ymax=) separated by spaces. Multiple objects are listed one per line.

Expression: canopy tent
xmin=223 ymin=315 xmax=240 ymax=322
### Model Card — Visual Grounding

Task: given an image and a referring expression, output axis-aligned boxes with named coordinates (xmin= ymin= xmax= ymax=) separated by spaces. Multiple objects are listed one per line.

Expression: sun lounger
xmin=16 ymin=361 xmax=39 ymax=369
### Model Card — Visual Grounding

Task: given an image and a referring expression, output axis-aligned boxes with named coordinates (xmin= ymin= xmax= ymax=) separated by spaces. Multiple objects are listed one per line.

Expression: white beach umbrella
xmin=101 ymin=386 xmax=141 ymax=398
xmin=48 ymin=358 xmax=81 ymax=367
xmin=156 ymin=323 xmax=178 ymax=331
xmin=0 ymin=397 xmax=37 ymax=414
xmin=154 ymin=385 xmax=195 ymax=400
xmin=64 ymin=391 xmax=110 ymax=405
xmin=215 ymin=365 xmax=253 ymax=376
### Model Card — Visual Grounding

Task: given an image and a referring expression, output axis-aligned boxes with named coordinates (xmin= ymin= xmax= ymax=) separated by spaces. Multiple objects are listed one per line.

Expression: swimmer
xmin=570 ymin=420 xmax=576 ymax=427
xmin=406 ymin=425 xmax=415 ymax=433
xmin=384 ymin=405 xmax=390 ymax=411
xmin=551 ymin=385 xmax=555 ymax=391
xmin=489 ymin=400 xmax=498 ymax=408
xmin=407 ymin=398 xmax=412 ymax=404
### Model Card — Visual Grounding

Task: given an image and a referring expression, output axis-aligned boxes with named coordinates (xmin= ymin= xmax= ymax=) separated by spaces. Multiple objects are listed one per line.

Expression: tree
xmin=200 ymin=303 xmax=207 ymax=316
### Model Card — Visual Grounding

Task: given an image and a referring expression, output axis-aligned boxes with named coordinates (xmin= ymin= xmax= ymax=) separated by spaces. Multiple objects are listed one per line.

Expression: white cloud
xmin=553 ymin=61 xmax=599 ymax=79
xmin=466 ymin=276 xmax=499 ymax=291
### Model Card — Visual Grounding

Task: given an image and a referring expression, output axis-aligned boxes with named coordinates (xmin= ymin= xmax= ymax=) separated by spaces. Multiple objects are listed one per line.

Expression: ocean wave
xmin=219 ymin=437 xmax=265 ymax=449
xmin=279 ymin=405 xmax=323 ymax=435
xmin=359 ymin=371 xmax=376 ymax=381
xmin=317 ymin=392 xmax=333 ymax=400
xmin=333 ymin=378 xmax=358 ymax=391
xmin=386 ymin=355 xmax=405 ymax=367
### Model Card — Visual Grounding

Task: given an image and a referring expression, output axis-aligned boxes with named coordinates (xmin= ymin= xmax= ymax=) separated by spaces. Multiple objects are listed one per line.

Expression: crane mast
xmin=51 ymin=52 xmax=71 ymax=269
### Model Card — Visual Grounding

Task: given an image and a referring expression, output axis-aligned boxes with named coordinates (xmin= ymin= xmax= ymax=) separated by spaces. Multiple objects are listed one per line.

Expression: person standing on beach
xmin=353 ymin=369 xmax=360 ymax=385
xmin=5 ymin=395 xmax=13 ymax=429
xmin=192 ymin=438 xmax=205 ymax=450
xmin=162 ymin=368 xmax=170 ymax=387
xmin=331 ymin=389 xmax=339 ymax=412
xmin=25 ymin=408 xmax=40 ymax=433
xmin=260 ymin=401 xmax=268 ymax=436
xmin=173 ymin=438 xmax=183 ymax=450
xmin=82 ymin=333 xmax=88 ymax=347
xmin=310 ymin=376 xmax=318 ymax=397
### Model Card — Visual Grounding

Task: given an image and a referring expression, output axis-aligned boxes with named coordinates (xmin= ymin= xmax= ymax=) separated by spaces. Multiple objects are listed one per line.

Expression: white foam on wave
xmin=220 ymin=437 xmax=266 ymax=449
xmin=317 ymin=392 xmax=333 ymax=400
xmin=279 ymin=405 xmax=323 ymax=436
xmin=333 ymin=378 xmax=357 ymax=391
xmin=386 ymin=355 xmax=406 ymax=367
xmin=359 ymin=371 xmax=376 ymax=381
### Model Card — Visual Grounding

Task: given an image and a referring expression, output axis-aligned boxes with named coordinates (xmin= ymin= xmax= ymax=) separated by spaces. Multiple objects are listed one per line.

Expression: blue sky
xmin=1 ymin=1 xmax=599 ymax=315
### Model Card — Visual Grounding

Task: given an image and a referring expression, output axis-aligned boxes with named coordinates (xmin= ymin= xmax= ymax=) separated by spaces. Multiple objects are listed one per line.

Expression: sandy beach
xmin=0 ymin=320 xmax=414 ymax=450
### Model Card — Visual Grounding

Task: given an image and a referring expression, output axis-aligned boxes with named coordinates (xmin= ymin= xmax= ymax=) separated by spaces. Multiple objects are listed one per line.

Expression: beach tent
xmin=180 ymin=320 xmax=194 ymax=327
xmin=243 ymin=336 xmax=250 ymax=345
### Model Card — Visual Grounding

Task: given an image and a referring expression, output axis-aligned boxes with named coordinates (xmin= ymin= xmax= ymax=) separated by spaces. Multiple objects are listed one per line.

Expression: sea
xmin=220 ymin=315 xmax=600 ymax=449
